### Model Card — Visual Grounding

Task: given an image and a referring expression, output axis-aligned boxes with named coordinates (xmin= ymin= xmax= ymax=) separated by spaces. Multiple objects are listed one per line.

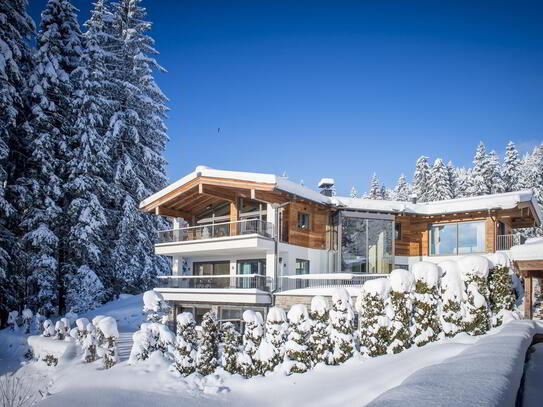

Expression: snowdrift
xmin=367 ymin=320 xmax=536 ymax=407
xmin=28 ymin=335 xmax=76 ymax=364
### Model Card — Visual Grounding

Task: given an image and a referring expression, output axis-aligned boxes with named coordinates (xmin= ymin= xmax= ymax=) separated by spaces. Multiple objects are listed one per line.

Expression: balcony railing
xmin=157 ymin=274 xmax=273 ymax=291
xmin=158 ymin=219 xmax=274 ymax=244
xmin=496 ymin=234 xmax=524 ymax=251
xmin=277 ymin=273 xmax=386 ymax=291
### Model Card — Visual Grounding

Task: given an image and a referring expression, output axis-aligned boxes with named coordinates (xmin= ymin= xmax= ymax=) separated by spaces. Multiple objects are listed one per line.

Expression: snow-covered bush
xmin=329 ymin=288 xmax=355 ymax=365
xmin=60 ymin=317 xmax=70 ymax=335
xmin=387 ymin=269 xmax=415 ymax=354
xmin=412 ymin=262 xmax=441 ymax=346
xmin=309 ymin=296 xmax=332 ymax=364
xmin=239 ymin=310 xmax=264 ymax=377
xmin=72 ymin=317 xmax=90 ymax=343
xmin=54 ymin=321 xmax=65 ymax=340
xmin=438 ymin=261 xmax=466 ymax=337
xmin=34 ymin=313 xmax=45 ymax=334
xmin=143 ymin=290 xmax=170 ymax=324
xmin=98 ymin=316 xmax=119 ymax=369
xmin=221 ymin=322 xmax=240 ymax=374
xmin=129 ymin=322 xmax=175 ymax=364
xmin=285 ymin=304 xmax=312 ymax=374
xmin=64 ymin=312 xmax=78 ymax=328
xmin=356 ymin=279 xmax=391 ymax=357
xmin=92 ymin=315 xmax=106 ymax=346
xmin=197 ymin=311 xmax=218 ymax=375
xmin=487 ymin=265 xmax=515 ymax=327
xmin=21 ymin=309 xmax=33 ymax=334
xmin=259 ymin=307 xmax=288 ymax=372
xmin=458 ymin=256 xmax=490 ymax=335
xmin=42 ymin=320 xmax=55 ymax=337
xmin=173 ymin=312 xmax=197 ymax=376
xmin=82 ymin=323 xmax=97 ymax=363
xmin=8 ymin=311 xmax=19 ymax=332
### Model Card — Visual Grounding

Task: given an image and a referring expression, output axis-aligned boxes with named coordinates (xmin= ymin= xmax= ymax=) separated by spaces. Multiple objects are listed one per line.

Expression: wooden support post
xmin=525 ymin=275 xmax=533 ymax=320
xmin=230 ymin=198 xmax=238 ymax=236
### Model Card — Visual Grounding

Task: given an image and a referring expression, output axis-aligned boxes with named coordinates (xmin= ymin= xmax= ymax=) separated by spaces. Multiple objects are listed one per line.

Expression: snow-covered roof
xmin=510 ymin=238 xmax=543 ymax=261
xmin=139 ymin=166 xmax=541 ymax=224
xmin=318 ymin=178 xmax=335 ymax=188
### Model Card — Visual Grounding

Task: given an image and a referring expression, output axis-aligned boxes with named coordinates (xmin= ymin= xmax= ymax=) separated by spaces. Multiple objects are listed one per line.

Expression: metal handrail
xmin=496 ymin=234 xmax=524 ymax=251
xmin=156 ymin=274 xmax=272 ymax=291
xmin=158 ymin=274 xmax=266 ymax=279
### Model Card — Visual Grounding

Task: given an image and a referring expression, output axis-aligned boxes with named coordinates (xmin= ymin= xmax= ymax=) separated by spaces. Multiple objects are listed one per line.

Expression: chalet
xmin=139 ymin=165 xmax=541 ymax=325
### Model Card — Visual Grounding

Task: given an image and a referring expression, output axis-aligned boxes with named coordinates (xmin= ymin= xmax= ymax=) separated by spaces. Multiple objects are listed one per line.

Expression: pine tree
xmin=413 ymin=156 xmax=430 ymax=202
xmin=0 ymin=0 xmax=35 ymax=319
xmin=427 ymin=158 xmax=452 ymax=201
xmin=329 ymin=288 xmax=355 ymax=365
xmin=196 ymin=311 xmax=218 ymax=375
xmin=309 ymin=296 xmax=332 ymax=364
xmin=503 ymin=141 xmax=521 ymax=192
xmin=173 ymin=312 xmax=197 ymax=376
xmin=106 ymin=0 xmax=170 ymax=294
xmin=488 ymin=151 xmax=505 ymax=194
xmin=412 ymin=262 xmax=441 ymax=346
xmin=285 ymin=304 xmax=312 ymax=374
xmin=239 ymin=310 xmax=263 ymax=377
xmin=439 ymin=261 xmax=465 ymax=337
xmin=392 ymin=174 xmax=410 ymax=201
xmin=454 ymin=167 xmax=470 ymax=198
xmin=368 ymin=173 xmax=382 ymax=200
xmin=221 ymin=322 xmax=240 ymax=374
xmin=458 ymin=257 xmax=490 ymax=336
xmin=260 ymin=307 xmax=287 ymax=372
xmin=20 ymin=0 xmax=83 ymax=315
xmin=350 ymin=186 xmax=358 ymax=198
xmin=467 ymin=142 xmax=490 ymax=196
xmin=487 ymin=265 xmax=515 ymax=326
xmin=447 ymin=161 xmax=457 ymax=198
xmin=386 ymin=269 xmax=414 ymax=354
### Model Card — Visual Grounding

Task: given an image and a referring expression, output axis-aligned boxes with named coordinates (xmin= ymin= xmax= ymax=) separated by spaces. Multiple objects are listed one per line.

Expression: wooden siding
xmin=286 ymin=202 xmax=329 ymax=250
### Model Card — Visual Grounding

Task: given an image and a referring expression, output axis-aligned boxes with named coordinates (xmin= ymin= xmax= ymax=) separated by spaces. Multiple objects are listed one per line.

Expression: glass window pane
xmin=430 ymin=224 xmax=458 ymax=255
xmin=458 ymin=221 xmax=486 ymax=254
xmin=341 ymin=217 xmax=367 ymax=273
xmin=367 ymin=219 xmax=393 ymax=273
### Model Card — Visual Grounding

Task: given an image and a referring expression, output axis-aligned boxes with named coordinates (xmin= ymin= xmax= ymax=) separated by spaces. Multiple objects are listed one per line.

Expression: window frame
xmin=428 ymin=220 xmax=486 ymax=256
xmin=297 ymin=212 xmax=311 ymax=230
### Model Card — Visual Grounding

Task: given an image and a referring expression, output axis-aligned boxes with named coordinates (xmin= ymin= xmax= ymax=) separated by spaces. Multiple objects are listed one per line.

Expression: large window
xmin=341 ymin=215 xmax=394 ymax=274
xmin=193 ymin=261 xmax=229 ymax=288
xmin=237 ymin=259 xmax=266 ymax=289
xmin=429 ymin=221 xmax=486 ymax=256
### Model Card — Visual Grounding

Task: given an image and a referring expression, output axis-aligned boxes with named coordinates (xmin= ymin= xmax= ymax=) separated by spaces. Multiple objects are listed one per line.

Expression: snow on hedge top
xmin=390 ymin=269 xmax=415 ymax=293
xmin=287 ymin=304 xmax=309 ymax=323
xmin=143 ymin=290 xmax=164 ymax=311
xmin=511 ymin=238 xmax=543 ymax=261
xmin=76 ymin=318 xmax=90 ymax=331
xmin=362 ymin=278 xmax=390 ymax=298
xmin=92 ymin=315 xmax=106 ymax=326
xmin=484 ymin=252 xmax=510 ymax=268
xmin=243 ymin=310 xmax=263 ymax=324
xmin=311 ymin=295 xmax=330 ymax=315
xmin=457 ymin=255 xmax=489 ymax=279
xmin=176 ymin=311 xmax=195 ymax=325
xmin=439 ymin=261 xmax=465 ymax=300
xmin=332 ymin=287 xmax=352 ymax=305
xmin=412 ymin=261 xmax=440 ymax=288
xmin=98 ymin=316 xmax=119 ymax=338
xmin=267 ymin=306 xmax=287 ymax=323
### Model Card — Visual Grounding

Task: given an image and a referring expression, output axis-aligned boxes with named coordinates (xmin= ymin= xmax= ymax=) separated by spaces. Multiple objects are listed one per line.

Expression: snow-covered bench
xmin=28 ymin=335 xmax=77 ymax=366
xmin=367 ymin=320 xmax=536 ymax=407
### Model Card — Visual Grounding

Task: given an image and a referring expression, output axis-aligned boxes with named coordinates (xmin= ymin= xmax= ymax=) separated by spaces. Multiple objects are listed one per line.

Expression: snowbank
xmin=389 ymin=269 xmax=415 ymax=293
xmin=511 ymin=238 xmax=543 ymax=261
xmin=457 ymin=255 xmax=489 ymax=279
xmin=367 ymin=320 xmax=536 ymax=407
xmin=28 ymin=335 xmax=76 ymax=363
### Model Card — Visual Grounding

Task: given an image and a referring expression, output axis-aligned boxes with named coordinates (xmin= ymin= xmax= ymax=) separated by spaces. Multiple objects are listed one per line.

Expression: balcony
xmin=496 ymin=234 xmax=525 ymax=251
xmin=277 ymin=273 xmax=385 ymax=292
xmin=158 ymin=219 xmax=274 ymax=244
xmin=157 ymin=274 xmax=273 ymax=291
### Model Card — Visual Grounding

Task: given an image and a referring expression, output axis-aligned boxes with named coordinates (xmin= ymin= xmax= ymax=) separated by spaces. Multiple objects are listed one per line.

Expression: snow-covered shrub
xmin=329 ymin=288 xmax=355 ymax=365
xmin=438 ymin=261 xmax=466 ymax=337
xmin=43 ymin=354 xmax=58 ymax=367
xmin=129 ymin=322 xmax=175 ymax=364
xmin=98 ymin=316 xmax=119 ymax=369
xmin=458 ymin=256 xmax=490 ymax=335
xmin=173 ymin=312 xmax=197 ymax=376
xmin=309 ymin=296 xmax=332 ymax=364
xmin=21 ymin=309 xmax=33 ymax=334
xmin=143 ymin=290 xmax=170 ymax=324
xmin=356 ymin=279 xmax=391 ymax=357
xmin=54 ymin=321 xmax=65 ymax=340
xmin=221 ymin=322 xmax=240 ymax=374
xmin=34 ymin=313 xmax=45 ymax=334
xmin=8 ymin=311 xmax=19 ymax=332
xmin=82 ymin=323 xmax=97 ymax=363
xmin=412 ymin=262 xmax=441 ymax=346
xmin=487 ymin=265 xmax=515 ymax=327
xmin=197 ymin=311 xmax=218 ymax=375
xmin=387 ymin=269 xmax=415 ymax=354
xmin=72 ymin=318 xmax=90 ymax=343
xmin=42 ymin=320 xmax=55 ymax=337
xmin=92 ymin=315 xmax=106 ymax=346
xmin=259 ymin=307 xmax=288 ymax=372
xmin=239 ymin=310 xmax=264 ymax=377
xmin=285 ymin=304 xmax=312 ymax=374
xmin=64 ymin=312 xmax=78 ymax=328
xmin=60 ymin=317 xmax=70 ymax=335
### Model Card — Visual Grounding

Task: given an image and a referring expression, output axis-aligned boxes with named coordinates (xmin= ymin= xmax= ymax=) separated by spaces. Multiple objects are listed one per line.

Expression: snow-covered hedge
xmin=28 ymin=335 xmax=76 ymax=366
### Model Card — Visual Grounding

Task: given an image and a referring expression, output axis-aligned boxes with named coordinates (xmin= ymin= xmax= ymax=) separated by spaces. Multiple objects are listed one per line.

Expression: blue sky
xmin=29 ymin=1 xmax=543 ymax=195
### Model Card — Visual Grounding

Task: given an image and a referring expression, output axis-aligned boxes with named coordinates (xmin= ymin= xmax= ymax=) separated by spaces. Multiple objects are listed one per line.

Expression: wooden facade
xmin=283 ymin=201 xmax=329 ymax=250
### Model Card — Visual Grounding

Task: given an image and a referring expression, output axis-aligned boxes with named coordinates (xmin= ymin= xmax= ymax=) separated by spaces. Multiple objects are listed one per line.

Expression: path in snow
xmin=117 ymin=331 xmax=134 ymax=362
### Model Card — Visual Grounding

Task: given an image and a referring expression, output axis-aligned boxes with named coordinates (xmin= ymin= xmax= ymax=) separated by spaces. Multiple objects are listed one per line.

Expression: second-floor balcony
xmin=496 ymin=234 xmax=525 ymax=251
xmin=158 ymin=219 xmax=274 ymax=244
xmin=157 ymin=274 xmax=273 ymax=291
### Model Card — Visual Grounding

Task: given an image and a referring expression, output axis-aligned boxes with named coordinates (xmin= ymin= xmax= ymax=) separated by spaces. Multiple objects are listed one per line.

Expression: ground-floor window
xmin=295 ymin=259 xmax=310 ymax=288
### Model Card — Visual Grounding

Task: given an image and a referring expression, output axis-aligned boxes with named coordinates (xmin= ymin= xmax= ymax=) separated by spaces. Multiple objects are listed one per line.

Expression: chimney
xmin=318 ymin=178 xmax=335 ymax=197
xmin=410 ymin=194 xmax=418 ymax=204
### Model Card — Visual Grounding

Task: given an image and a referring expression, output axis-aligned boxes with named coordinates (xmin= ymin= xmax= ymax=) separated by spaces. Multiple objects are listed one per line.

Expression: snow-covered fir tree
xmin=143 ymin=290 xmax=170 ymax=324
xmin=386 ymin=269 xmax=415 ymax=354
xmin=82 ymin=323 xmax=97 ymax=362
xmin=392 ymin=174 xmax=410 ymax=201
xmin=0 ymin=0 xmax=35 ymax=318
xmin=447 ymin=161 xmax=457 ymax=198
xmin=173 ymin=312 xmax=197 ymax=376
xmin=259 ymin=307 xmax=288 ymax=372
xmin=329 ymin=288 xmax=355 ymax=365
xmin=196 ymin=311 xmax=218 ymax=375
xmin=439 ymin=261 xmax=465 ymax=337
xmin=427 ymin=158 xmax=452 ymax=201
xmin=503 ymin=141 xmax=521 ymax=192
xmin=285 ymin=304 xmax=312 ymax=374
xmin=487 ymin=151 xmax=505 ymax=194
xmin=454 ymin=167 xmax=470 ymax=198
xmin=467 ymin=142 xmax=490 ymax=196
xmin=458 ymin=257 xmax=490 ymax=336
xmin=20 ymin=0 xmax=82 ymax=315
xmin=350 ymin=186 xmax=358 ymax=198
xmin=412 ymin=262 xmax=441 ymax=346
xmin=221 ymin=322 xmax=240 ymax=374
xmin=98 ymin=316 xmax=119 ymax=368
xmin=239 ymin=310 xmax=264 ymax=377
xmin=21 ymin=309 xmax=32 ymax=334
xmin=520 ymin=144 xmax=543 ymax=237
xmin=368 ymin=173 xmax=382 ymax=200
xmin=356 ymin=279 xmax=391 ymax=357
xmin=308 ymin=296 xmax=332 ymax=364
xmin=106 ymin=0 xmax=170 ymax=294
xmin=487 ymin=261 xmax=515 ymax=326
xmin=413 ymin=156 xmax=430 ymax=202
